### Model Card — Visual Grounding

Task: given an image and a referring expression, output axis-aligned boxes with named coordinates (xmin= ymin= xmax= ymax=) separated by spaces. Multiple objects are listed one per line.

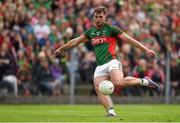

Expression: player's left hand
xmin=146 ymin=49 xmax=157 ymax=58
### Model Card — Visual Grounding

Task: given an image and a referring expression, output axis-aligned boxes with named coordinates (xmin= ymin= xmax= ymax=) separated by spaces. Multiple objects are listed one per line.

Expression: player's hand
xmin=146 ymin=49 xmax=157 ymax=58
xmin=54 ymin=48 xmax=62 ymax=56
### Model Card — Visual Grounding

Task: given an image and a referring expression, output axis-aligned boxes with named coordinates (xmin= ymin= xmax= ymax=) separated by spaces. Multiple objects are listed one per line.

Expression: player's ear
xmin=93 ymin=13 xmax=96 ymax=20
xmin=103 ymin=12 xmax=107 ymax=19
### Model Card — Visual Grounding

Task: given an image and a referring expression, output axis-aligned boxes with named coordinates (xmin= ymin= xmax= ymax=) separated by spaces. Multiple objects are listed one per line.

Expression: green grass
xmin=0 ymin=104 xmax=180 ymax=122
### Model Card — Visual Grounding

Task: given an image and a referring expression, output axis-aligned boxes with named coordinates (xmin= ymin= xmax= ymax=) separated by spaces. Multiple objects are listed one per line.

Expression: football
xmin=99 ymin=80 xmax=114 ymax=95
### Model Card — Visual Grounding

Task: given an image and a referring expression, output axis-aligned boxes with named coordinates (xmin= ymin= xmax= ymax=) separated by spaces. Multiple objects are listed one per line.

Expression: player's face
xmin=94 ymin=12 xmax=106 ymax=28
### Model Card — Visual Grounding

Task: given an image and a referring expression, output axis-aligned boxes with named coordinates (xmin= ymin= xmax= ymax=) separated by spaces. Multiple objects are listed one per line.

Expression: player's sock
xmin=107 ymin=107 xmax=117 ymax=116
xmin=140 ymin=78 xmax=149 ymax=86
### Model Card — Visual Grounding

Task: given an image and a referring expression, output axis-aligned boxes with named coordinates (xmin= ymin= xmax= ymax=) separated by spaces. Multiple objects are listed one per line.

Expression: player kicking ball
xmin=54 ymin=6 xmax=160 ymax=117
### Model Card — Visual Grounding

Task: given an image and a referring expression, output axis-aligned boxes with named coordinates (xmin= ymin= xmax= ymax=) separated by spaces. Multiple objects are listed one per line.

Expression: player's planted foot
xmin=143 ymin=77 xmax=160 ymax=93
xmin=106 ymin=107 xmax=117 ymax=117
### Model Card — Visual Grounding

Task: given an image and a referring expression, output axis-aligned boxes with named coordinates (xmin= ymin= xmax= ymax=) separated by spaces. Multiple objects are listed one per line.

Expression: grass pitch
xmin=0 ymin=104 xmax=180 ymax=122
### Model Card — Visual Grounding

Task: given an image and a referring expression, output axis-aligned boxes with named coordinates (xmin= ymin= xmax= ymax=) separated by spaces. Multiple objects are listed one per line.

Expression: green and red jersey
xmin=84 ymin=23 xmax=123 ymax=65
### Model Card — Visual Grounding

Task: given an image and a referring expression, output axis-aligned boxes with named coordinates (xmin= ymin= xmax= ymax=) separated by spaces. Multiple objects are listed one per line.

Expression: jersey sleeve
xmin=110 ymin=26 xmax=123 ymax=37
xmin=84 ymin=29 xmax=91 ymax=40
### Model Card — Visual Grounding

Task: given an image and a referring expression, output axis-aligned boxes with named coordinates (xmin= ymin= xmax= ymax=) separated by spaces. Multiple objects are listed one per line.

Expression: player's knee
xmin=111 ymin=78 xmax=124 ymax=87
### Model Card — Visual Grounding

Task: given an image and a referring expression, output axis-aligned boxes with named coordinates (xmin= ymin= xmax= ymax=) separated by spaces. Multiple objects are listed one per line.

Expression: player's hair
xmin=93 ymin=6 xmax=107 ymax=15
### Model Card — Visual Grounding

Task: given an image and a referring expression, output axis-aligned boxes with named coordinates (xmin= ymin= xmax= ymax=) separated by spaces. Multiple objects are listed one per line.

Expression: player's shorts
xmin=94 ymin=59 xmax=122 ymax=78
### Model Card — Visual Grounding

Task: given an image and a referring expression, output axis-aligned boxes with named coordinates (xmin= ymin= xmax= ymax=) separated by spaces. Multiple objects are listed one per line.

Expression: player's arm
xmin=54 ymin=34 xmax=87 ymax=56
xmin=118 ymin=33 xmax=157 ymax=57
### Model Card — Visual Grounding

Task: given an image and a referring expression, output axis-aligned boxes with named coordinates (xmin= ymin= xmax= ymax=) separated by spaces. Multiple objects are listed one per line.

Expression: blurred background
xmin=0 ymin=0 xmax=179 ymax=104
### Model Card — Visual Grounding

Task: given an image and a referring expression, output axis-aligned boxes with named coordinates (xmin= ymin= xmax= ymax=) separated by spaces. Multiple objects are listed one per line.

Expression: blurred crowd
xmin=0 ymin=0 xmax=179 ymax=97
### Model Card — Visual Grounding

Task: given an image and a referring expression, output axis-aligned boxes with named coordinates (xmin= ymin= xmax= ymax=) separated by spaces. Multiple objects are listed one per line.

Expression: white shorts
xmin=94 ymin=59 xmax=122 ymax=78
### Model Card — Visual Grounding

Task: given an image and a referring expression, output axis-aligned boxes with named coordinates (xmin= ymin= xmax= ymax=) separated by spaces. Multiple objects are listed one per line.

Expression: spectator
xmin=0 ymin=42 xmax=17 ymax=95
xmin=50 ymin=58 xmax=65 ymax=95
xmin=17 ymin=60 xmax=32 ymax=96
xmin=33 ymin=17 xmax=51 ymax=47
xmin=170 ymin=57 xmax=180 ymax=96
xmin=34 ymin=52 xmax=56 ymax=95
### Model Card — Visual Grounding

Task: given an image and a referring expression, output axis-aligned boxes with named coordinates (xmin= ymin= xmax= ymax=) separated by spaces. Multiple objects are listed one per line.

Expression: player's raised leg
xmin=94 ymin=75 xmax=117 ymax=116
xmin=110 ymin=70 xmax=160 ymax=92
xmin=110 ymin=69 xmax=141 ymax=86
